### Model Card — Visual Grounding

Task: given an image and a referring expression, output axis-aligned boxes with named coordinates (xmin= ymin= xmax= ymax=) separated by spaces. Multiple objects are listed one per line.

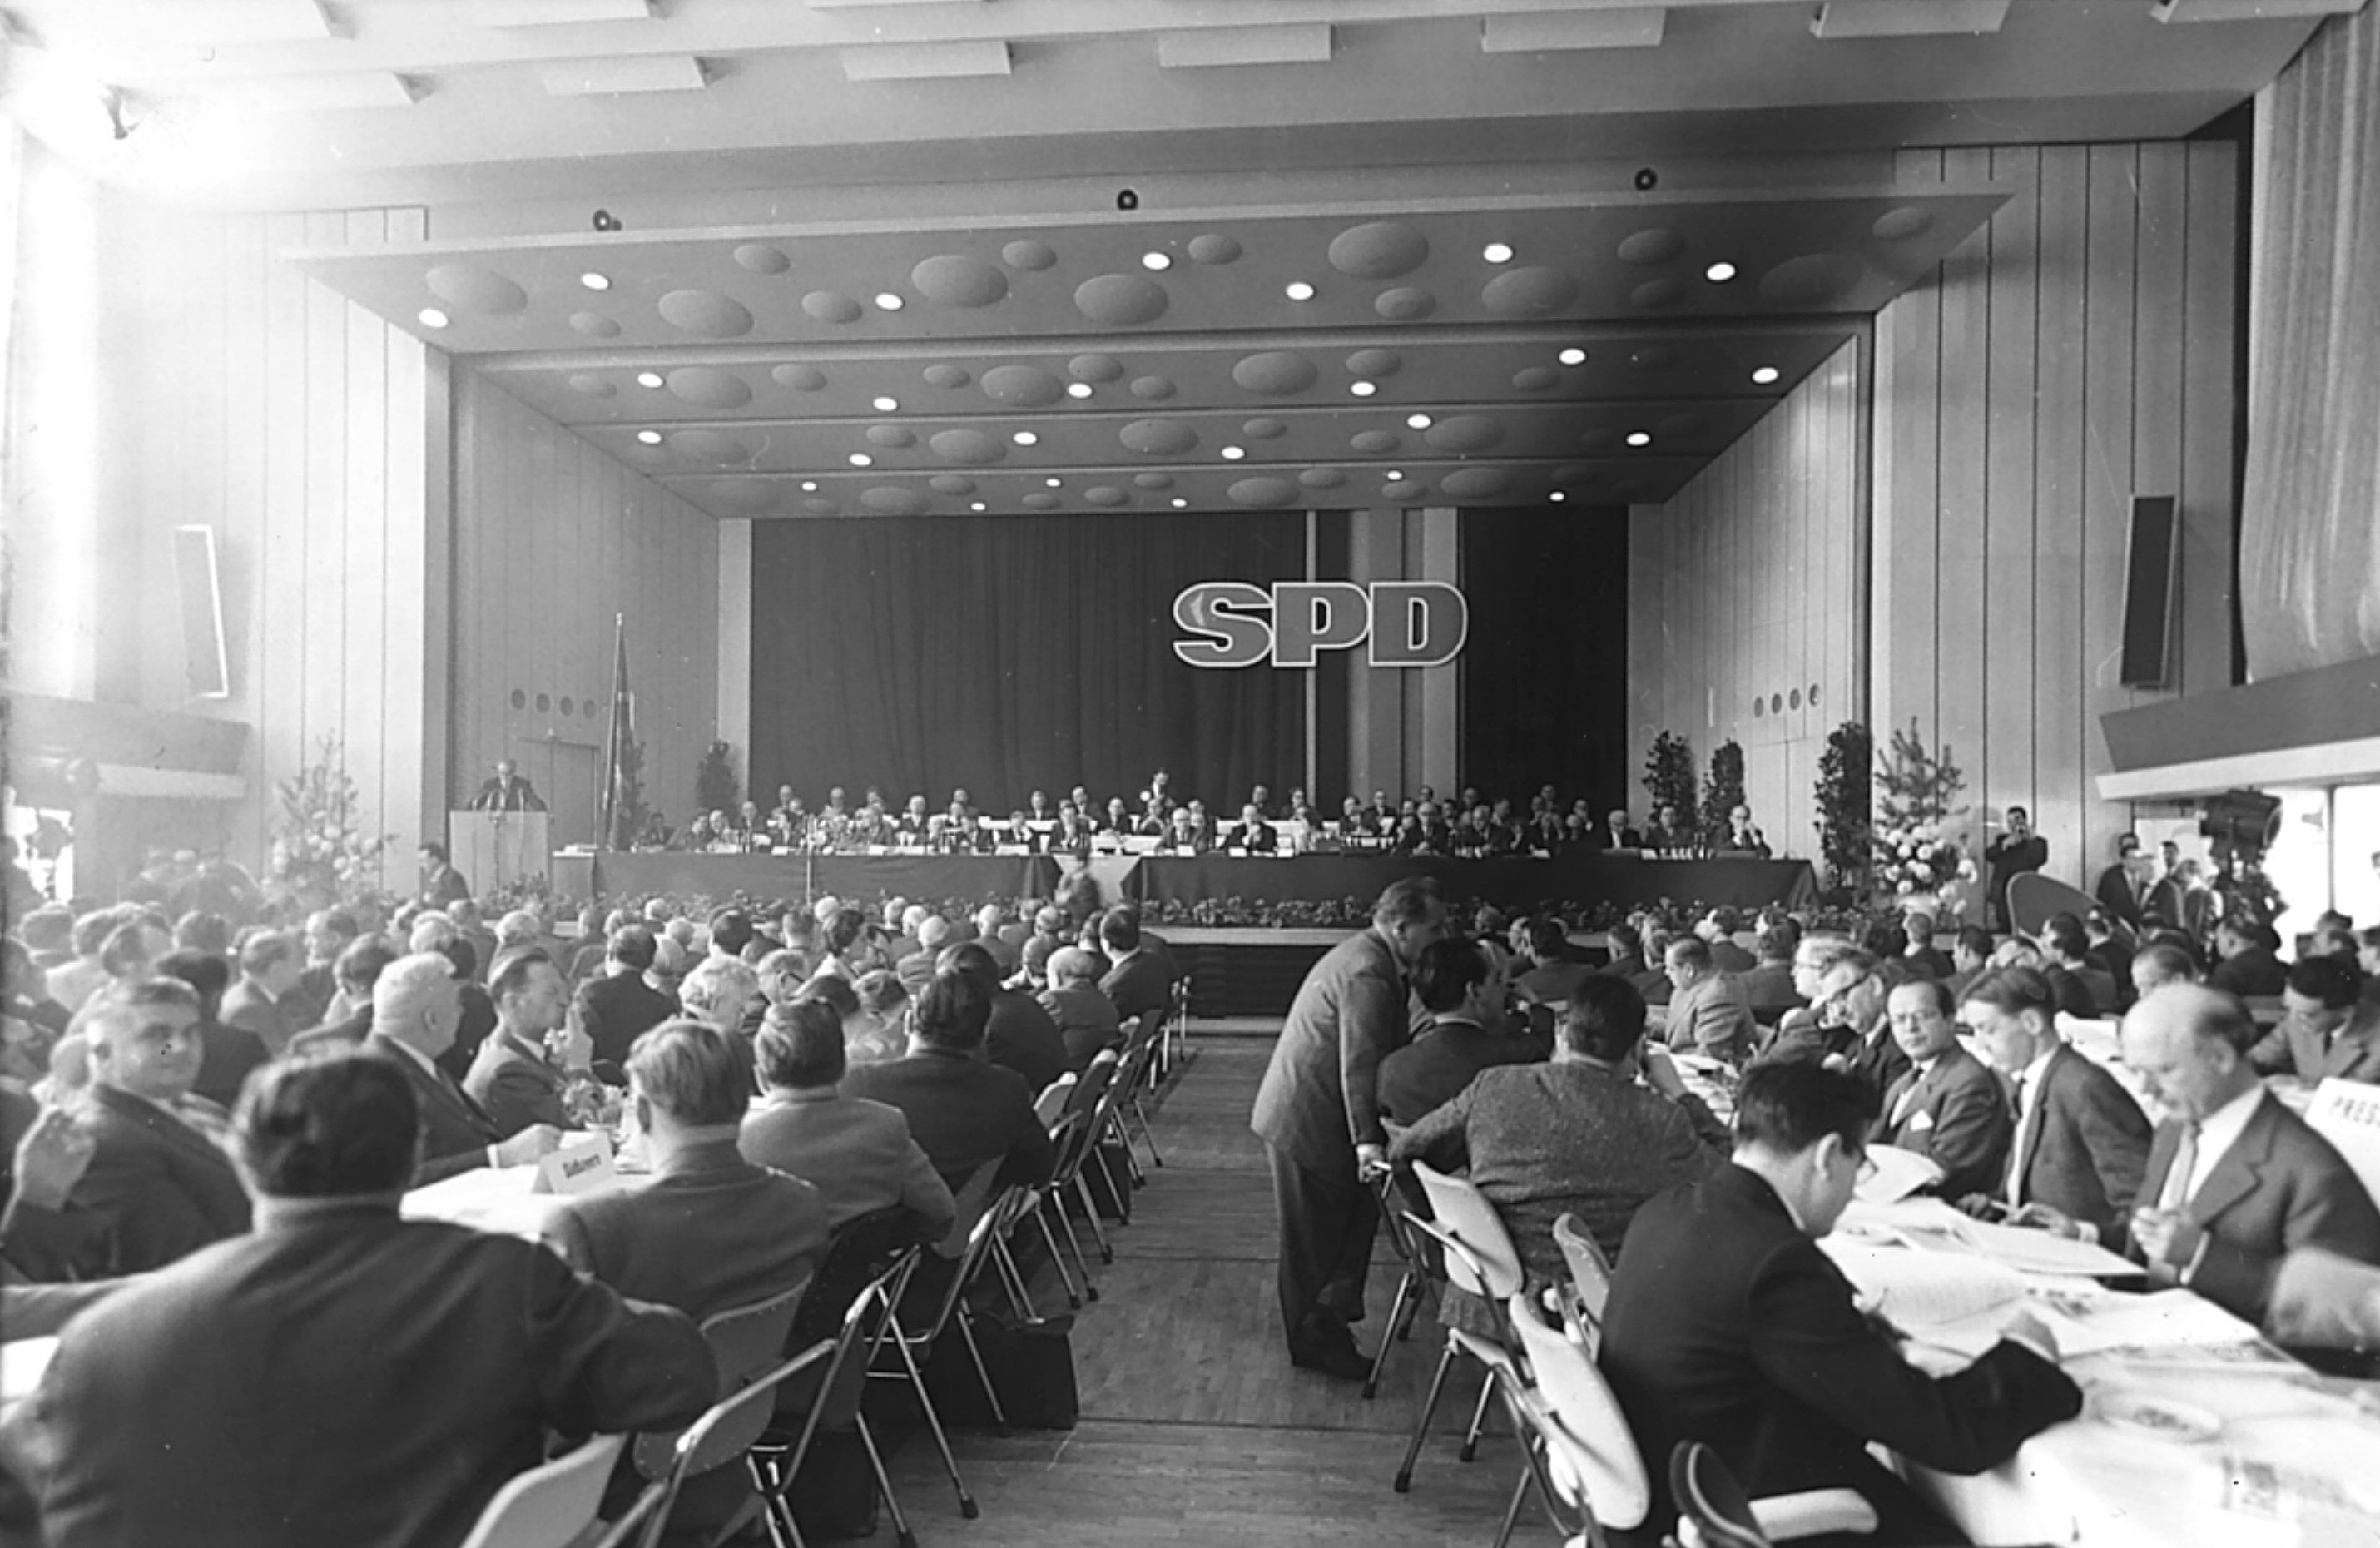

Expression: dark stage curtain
xmin=1457 ymin=507 xmax=1631 ymax=811
xmin=748 ymin=514 xmax=1307 ymax=813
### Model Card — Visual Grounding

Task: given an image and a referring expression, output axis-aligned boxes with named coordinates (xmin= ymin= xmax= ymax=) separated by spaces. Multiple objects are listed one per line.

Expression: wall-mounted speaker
xmin=171 ymin=524 xmax=231 ymax=699
xmin=2117 ymin=494 xmax=2179 ymax=688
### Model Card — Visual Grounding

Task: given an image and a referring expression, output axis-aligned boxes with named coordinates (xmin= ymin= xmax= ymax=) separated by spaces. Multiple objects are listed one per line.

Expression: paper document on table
xmin=1855 ymin=1144 xmax=1945 ymax=1205
xmin=2032 ymin=1288 xmax=2273 ymax=1360
xmin=1954 ymin=1217 xmax=2138 ymax=1277
xmin=1822 ymin=1238 xmax=2027 ymax=1329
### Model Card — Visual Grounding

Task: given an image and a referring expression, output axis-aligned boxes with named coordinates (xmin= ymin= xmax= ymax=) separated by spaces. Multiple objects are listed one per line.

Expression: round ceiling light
xmin=801 ymin=481 xmax=819 ymax=492
xmin=873 ymin=395 xmax=900 ymax=412
xmin=1384 ymin=469 xmax=1405 ymax=481
xmin=1142 ymin=252 xmax=1172 ymax=272
xmin=1172 ymin=497 xmax=1188 ymax=509
xmin=1549 ymin=490 xmax=1567 ymax=503
xmin=1406 ymin=414 xmax=1433 ymax=430
xmin=1482 ymin=242 xmax=1515 ymax=264
xmin=636 ymin=370 xmax=664 ymax=389
xmin=418 ymin=308 xmax=450 ymax=329
xmin=1350 ymin=380 xmax=1377 ymax=398
xmin=1221 ymin=446 xmax=1246 ymax=460
xmin=579 ymin=272 xmax=611 ymax=291
xmin=1066 ymin=383 xmax=1093 ymax=399
xmin=636 ymin=430 xmax=662 ymax=445
xmin=1625 ymin=432 xmax=1652 ymax=448
xmin=849 ymin=453 xmax=874 ymax=467
xmin=1752 ymin=365 xmax=1782 ymax=385
xmin=971 ymin=501 xmax=988 ymax=512
xmin=1046 ymin=477 xmax=1064 ymax=488
xmin=1705 ymin=262 xmax=1738 ymax=283
xmin=1285 ymin=281 xmax=1316 ymax=301
xmin=1013 ymin=430 xmax=1039 ymax=446
xmin=1559 ymin=347 xmax=1588 ymax=366
xmin=874 ymin=293 xmax=905 ymax=311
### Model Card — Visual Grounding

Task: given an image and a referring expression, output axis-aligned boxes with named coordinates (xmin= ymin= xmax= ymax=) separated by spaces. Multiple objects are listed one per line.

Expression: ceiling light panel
xmin=840 ymin=40 xmax=1014 ymax=82
xmin=1480 ymin=8 xmax=1667 ymax=53
xmin=2149 ymin=0 xmax=2362 ymax=17
xmin=538 ymin=55 xmax=707 ymax=95
xmin=238 ymin=72 xmax=424 ymax=112
xmin=1158 ymin=24 xmax=1333 ymax=69
xmin=68 ymin=0 xmax=337 ymax=46
xmin=1809 ymin=1 xmax=2011 ymax=37
xmin=472 ymin=0 xmax=652 ymax=25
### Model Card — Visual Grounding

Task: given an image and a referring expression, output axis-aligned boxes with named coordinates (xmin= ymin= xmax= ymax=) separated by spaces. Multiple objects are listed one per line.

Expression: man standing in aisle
xmin=1250 ymin=876 xmax=1447 ymax=1377
xmin=1985 ymin=806 xmax=2049 ymax=932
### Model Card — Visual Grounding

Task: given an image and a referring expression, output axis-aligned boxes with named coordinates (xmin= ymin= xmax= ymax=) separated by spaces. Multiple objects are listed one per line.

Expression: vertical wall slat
xmin=2032 ymin=146 xmax=2093 ymax=874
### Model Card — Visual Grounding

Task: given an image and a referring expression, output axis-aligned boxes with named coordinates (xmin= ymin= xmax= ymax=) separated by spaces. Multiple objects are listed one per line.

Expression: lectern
xmin=449 ymin=811 xmax=551 ymax=896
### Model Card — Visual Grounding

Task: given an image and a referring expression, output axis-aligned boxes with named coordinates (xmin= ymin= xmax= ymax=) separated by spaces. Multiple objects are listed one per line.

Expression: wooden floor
xmin=877 ymin=1031 xmax=1560 ymax=1546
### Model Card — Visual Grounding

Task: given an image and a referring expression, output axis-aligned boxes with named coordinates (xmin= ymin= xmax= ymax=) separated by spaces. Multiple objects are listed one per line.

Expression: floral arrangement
xmin=1642 ymin=729 xmax=1700 ymax=839
xmin=1870 ymin=720 xmax=1975 ymax=912
xmin=267 ymin=736 xmax=392 ymax=911
xmin=1814 ymin=721 xmax=1872 ymax=892
xmin=1699 ymin=738 xmax=1747 ymax=851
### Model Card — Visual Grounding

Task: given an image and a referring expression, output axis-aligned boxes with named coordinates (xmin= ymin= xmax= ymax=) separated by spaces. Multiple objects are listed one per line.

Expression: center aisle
xmin=880 ymin=1034 xmax=1555 ymax=1546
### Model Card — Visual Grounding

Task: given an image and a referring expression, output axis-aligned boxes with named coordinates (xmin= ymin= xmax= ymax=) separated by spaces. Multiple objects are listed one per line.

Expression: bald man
xmin=2117 ymin=985 xmax=2380 ymax=1334
xmin=367 ymin=953 xmax=562 ymax=1186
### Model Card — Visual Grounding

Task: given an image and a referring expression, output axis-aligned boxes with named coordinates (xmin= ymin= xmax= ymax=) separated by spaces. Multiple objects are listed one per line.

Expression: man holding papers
xmin=1873 ymin=980 xmax=2011 ymax=1200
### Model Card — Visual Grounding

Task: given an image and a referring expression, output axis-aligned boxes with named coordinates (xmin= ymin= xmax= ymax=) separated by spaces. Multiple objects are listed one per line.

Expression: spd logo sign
xmin=1172 ymin=581 xmax=1468 ymax=669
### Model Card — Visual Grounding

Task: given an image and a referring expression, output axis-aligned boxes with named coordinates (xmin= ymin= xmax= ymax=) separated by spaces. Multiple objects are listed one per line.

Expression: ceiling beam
xmin=1158 ymin=24 xmax=1335 ymax=68
xmin=840 ymin=39 xmax=1013 ymax=81
xmin=537 ymin=54 xmax=708 ymax=93
xmin=473 ymin=0 xmax=655 ymax=26
xmin=1810 ymin=1 xmax=2011 ymax=37
xmin=1480 ymin=8 xmax=1668 ymax=51
xmin=2149 ymin=0 xmax=2363 ymax=19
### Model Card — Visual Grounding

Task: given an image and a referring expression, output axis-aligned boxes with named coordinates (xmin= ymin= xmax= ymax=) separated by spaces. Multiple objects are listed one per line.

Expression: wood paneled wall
xmin=1344 ymin=508 xmax=1460 ymax=802
xmin=1872 ymin=142 xmax=2238 ymax=898
xmin=451 ymin=371 xmax=719 ymax=846
xmin=1626 ymin=339 xmax=1865 ymax=863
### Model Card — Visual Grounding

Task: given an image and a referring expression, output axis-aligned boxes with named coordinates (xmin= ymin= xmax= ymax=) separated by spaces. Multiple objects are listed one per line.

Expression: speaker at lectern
xmin=449 ymin=811 xmax=551 ymax=898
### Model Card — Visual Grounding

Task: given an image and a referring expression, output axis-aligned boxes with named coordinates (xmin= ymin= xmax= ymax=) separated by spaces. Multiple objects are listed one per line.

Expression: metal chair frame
xmin=865 ymin=1187 xmax=1013 ymax=1516
xmin=1362 ymin=1169 xmax=1435 ymax=1399
xmin=1392 ymin=1161 xmax=1529 ymax=1495
xmin=617 ymin=1342 xmax=836 ymax=1548
xmin=1049 ymin=1049 xmax=1122 ymax=1267
xmin=455 ymin=1433 xmax=627 ymax=1548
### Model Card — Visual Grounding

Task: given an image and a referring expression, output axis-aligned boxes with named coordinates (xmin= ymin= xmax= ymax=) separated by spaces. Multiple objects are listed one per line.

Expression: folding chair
xmin=455 ymin=1434 xmax=626 ymax=1548
xmin=1364 ymin=1150 xmax=1434 ymax=1400
xmin=1667 ymin=1442 xmax=1881 ymax=1548
xmin=1118 ymin=1012 xmax=1166 ymax=1169
xmin=868 ymin=1168 xmax=1010 ymax=1519
xmin=612 ymin=1341 xmax=835 ymax=1548
xmin=1394 ymin=1160 xmax=1529 ymax=1493
xmin=1050 ymin=1049 xmax=1121 ymax=1268
xmin=1093 ymin=1016 xmax=1162 ymax=1205
xmin=629 ymin=1278 xmax=811 ymax=1486
xmin=1549 ymin=1212 xmax=1614 ymax=1355
xmin=1162 ymin=976 xmax=1191 ymax=1077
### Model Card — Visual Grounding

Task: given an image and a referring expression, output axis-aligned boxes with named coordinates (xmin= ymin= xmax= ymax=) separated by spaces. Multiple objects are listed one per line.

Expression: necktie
xmin=2004 ymin=1073 xmax=2032 ymax=1205
xmin=2156 ymin=1121 xmax=2200 ymax=1213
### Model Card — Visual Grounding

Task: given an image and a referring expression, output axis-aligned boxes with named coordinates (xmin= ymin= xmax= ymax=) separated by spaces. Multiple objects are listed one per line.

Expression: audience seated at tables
xmin=288 ymin=906 xmax=359 ymax=1029
xmin=2207 ymin=916 xmax=2288 ymax=998
xmin=1630 ymin=927 xmax=1677 ymax=1006
xmin=1872 ymin=979 xmax=2013 ymax=1200
xmin=367 ymin=951 xmax=563 ymax=1184
xmin=2130 ymin=939 xmax=2202 ymax=999
xmin=464 ymin=948 xmax=603 ymax=1139
xmin=840 ymin=967 xmax=1057 ymax=1193
xmin=1098 ymin=907 xmax=1177 ymax=1028
xmin=1391 ymin=975 xmax=1727 ymax=1273
xmin=1036 ymin=946 xmax=1124 ymax=1074
xmin=405 ymin=917 xmax=498 ymax=1080
xmin=573 ymin=923 xmax=680 ymax=1074
xmin=0 ymin=1053 xmax=713 ymax=1548
xmin=842 ymin=970 xmax=910 ymax=1066
xmin=1600 ymin=1061 xmax=2082 ymax=1548
xmin=1761 ymin=950 xmax=1912 ymax=1100
xmin=1659 ymin=936 xmax=1757 ymax=1067
xmin=543 ymin=1020 xmax=830 ymax=1546
xmin=1512 ymin=916 xmax=1596 ymax=1007
xmin=1954 ymin=966 xmax=2150 ymax=1246
xmin=941 ymin=941 xmax=1068 ymax=1095
xmin=741 ymin=1000 xmax=957 ymax=1238
xmin=2116 ymin=985 xmax=2380 ymax=1334
xmin=294 ymin=935 xmax=399 ymax=1054
xmin=2254 ymin=955 xmax=2380 ymax=1085
xmin=1374 ymin=937 xmax=1548 ymax=1125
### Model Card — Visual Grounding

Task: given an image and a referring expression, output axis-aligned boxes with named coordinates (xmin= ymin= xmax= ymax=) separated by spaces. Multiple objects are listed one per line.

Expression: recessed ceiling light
xmin=849 ymin=453 xmax=873 ymax=467
xmin=1142 ymin=252 xmax=1172 ymax=272
xmin=418 ymin=308 xmax=449 ymax=329
xmin=579 ymin=272 xmax=611 ymax=291
xmin=1285 ymin=281 xmax=1316 ymax=301
xmin=1483 ymin=242 xmax=1515 ymax=264
xmin=874 ymin=293 xmax=904 ymax=311
xmin=1626 ymin=432 xmax=1652 ymax=448
xmin=1013 ymin=430 xmax=1039 ymax=447
xmin=1046 ymin=477 xmax=1064 ymax=489
xmin=1172 ymin=498 xmax=1188 ymax=509
xmin=1705 ymin=262 xmax=1738 ymax=283
xmin=636 ymin=430 xmax=662 ymax=445
xmin=1751 ymin=365 xmax=1781 ymax=385
xmin=1558 ymin=348 xmax=1588 ymax=366
xmin=1385 ymin=469 xmax=1405 ymax=481
xmin=636 ymin=371 xmax=664 ymax=389
xmin=873 ymin=395 xmax=900 ymax=413
xmin=1549 ymin=490 xmax=1567 ymax=504
xmin=1221 ymin=446 xmax=1246 ymax=461
xmin=801 ymin=481 xmax=818 ymax=492
xmin=1350 ymin=381 xmax=1377 ymax=398
xmin=1406 ymin=414 xmax=1433 ymax=430
xmin=1066 ymin=383 xmax=1094 ymax=399
xmin=971 ymin=502 xmax=987 ymax=512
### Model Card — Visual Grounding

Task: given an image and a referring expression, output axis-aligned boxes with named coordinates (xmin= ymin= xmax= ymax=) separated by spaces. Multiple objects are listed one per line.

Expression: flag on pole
xmin=597 ymin=613 xmax=633 ymax=849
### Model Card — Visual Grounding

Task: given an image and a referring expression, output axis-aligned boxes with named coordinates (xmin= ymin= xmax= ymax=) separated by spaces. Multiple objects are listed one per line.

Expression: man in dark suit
xmin=2253 ymin=955 xmax=2380 ymax=1086
xmin=1982 ymin=806 xmax=2048 ymax=933
xmin=416 ymin=840 xmax=472 ymax=909
xmin=2092 ymin=832 xmax=2145 ymax=929
xmin=1602 ymin=1061 xmax=2081 ymax=1546
xmin=942 ymin=941 xmax=1067 ymax=1095
xmin=742 ymin=1000 xmax=956 ymax=1236
xmin=469 ymin=758 xmax=547 ymax=813
xmin=1512 ymin=916 xmax=1595 ymax=1007
xmin=2118 ymin=985 xmax=2380 ymax=1332
xmin=61 ymin=978 xmax=250 ymax=1278
xmin=1591 ymin=807 xmax=1644 ymax=852
xmin=217 ymin=929 xmax=305 ymax=1059
xmin=2 ymin=1095 xmax=102 ymax=1280
xmin=1 ymin=1053 xmax=712 ymax=1548
xmin=1035 ymin=946 xmax=1125 ymax=1073
xmin=1956 ymin=966 xmax=2151 ymax=1243
xmin=1761 ymin=950 xmax=1911 ymax=1102
xmin=2206 ymin=917 xmax=2288 ymax=998
xmin=841 ymin=967 xmax=1056 ymax=1193
xmin=464 ymin=949 xmax=597 ymax=1137
xmin=1874 ymin=979 xmax=2011 ymax=1199
xmin=1250 ymin=877 xmax=1447 ymax=1377
xmin=1375 ymin=937 xmax=1547 ymax=1125
xmin=1222 ymin=802 xmax=1279 ymax=854
xmin=544 ymin=1020 xmax=830 ymax=1542
xmin=365 ymin=951 xmax=563 ymax=1184
xmin=1098 ymin=907 xmax=1176 ymax=1028
xmin=573 ymin=923 xmax=681 ymax=1073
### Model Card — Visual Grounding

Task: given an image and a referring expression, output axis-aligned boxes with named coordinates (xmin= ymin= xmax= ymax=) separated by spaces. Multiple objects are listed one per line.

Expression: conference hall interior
xmin=4 ymin=2 xmax=2380 ymax=1547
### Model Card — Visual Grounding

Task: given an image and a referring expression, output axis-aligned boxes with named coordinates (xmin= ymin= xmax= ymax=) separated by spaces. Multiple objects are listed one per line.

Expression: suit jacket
xmin=895 ymin=948 xmax=940 ymax=999
xmin=470 ymin=775 xmax=547 ymax=812
xmin=1222 ymin=820 xmax=1277 ymax=854
xmin=573 ymin=969 xmax=681 ymax=1069
xmin=2209 ymin=946 xmax=2288 ymax=999
xmin=366 ymin=1033 xmax=503 ymax=1185
xmin=1660 ymin=974 xmax=1757 ymax=1065
xmin=218 ymin=980 xmax=299 ymax=1058
xmin=2130 ymin=1093 xmax=2380 ymax=1328
xmin=1759 ymin=1019 xmax=1912 ymax=1104
xmin=840 ymin=1048 xmax=1056 ymax=1191
xmin=2251 ymin=1000 xmax=2380 ymax=1086
xmin=1100 ymin=949 xmax=1175 ymax=1026
xmin=67 ymin=1084 xmax=251 ymax=1277
xmin=1035 ymin=983 xmax=1123 ymax=1072
xmin=1875 ymin=1046 xmax=2013 ymax=1200
xmin=984 ymin=989 xmax=1069 ymax=1096
xmin=2007 ymin=1044 xmax=2152 ymax=1238
xmin=1 ymin=1088 xmax=100 ymax=1283
xmin=462 ymin=1030 xmax=571 ymax=1138
xmin=1602 ymin=1165 xmax=2081 ymax=1537
xmin=740 ymin=1087 xmax=956 ymax=1235
xmin=1249 ymin=927 xmax=1412 ymax=1174
xmin=191 ymin=1019 xmax=272 ymax=1111
xmin=1591 ymin=825 xmax=1644 ymax=851
xmin=2093 ymin=863 xmax=2143 ymax=928
xmin=2 ymin=1200 xmax=711 ymax=1548
xmin=1373 ymin=1018 xmax=1550 ymax=1126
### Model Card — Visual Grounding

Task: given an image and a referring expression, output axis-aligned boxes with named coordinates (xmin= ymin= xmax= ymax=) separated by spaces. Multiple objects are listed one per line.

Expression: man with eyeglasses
xmin=1874 ymin=979 xmax=2011 ymax=1199
xmin=1602 ymin=1061 xmax=2080 ymax=1546
xmin=1762 ymin=949 xmax=1911 ymax=1101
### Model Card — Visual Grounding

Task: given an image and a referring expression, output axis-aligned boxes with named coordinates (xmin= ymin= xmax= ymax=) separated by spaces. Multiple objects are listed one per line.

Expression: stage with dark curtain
xmin=748 ymin=513 xmax=1307 ymax=813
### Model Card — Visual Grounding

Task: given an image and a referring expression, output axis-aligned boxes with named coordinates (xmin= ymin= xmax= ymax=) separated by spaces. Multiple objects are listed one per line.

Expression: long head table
xmin=580 ymin=851 xmax=1817 ymax=915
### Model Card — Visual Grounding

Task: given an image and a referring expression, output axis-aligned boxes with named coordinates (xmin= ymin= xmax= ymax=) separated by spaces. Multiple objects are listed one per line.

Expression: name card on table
xmin=2305 ymin=1078 xmax=2380 ymax=1209
xmin=533 ymin=1130 xmax=617 ymax=1196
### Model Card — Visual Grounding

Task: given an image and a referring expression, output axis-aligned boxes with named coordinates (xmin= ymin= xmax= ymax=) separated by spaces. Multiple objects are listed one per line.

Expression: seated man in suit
xmin=54 ymin=978 xmax=250 ymax=1279
xmin=2254 ymin=955 xmax=2380 ymax=1087
xmin=1601 ymin=1061 xmax=2082 ymax=1547
xmin=2116 ymin=984 xmax=2380 ymax=1334
xmin=1659 ymin=936 xmax=1757 ymax=1067
xmin=544 ymin=1020 xmax=830 ymax=1543
xmin=2 ymin=1053 xmax=711 ymax=1548
xmin=741 ymin=1000 xmax=956 ymax=1237
xmin=2041 ymin=915 xmax=2119 ymax=1015
xmin=1592 ymin=807 xmax=1643 ymax=852
xmin=1375 ymin=937 xmax=1547 ymax=1125
xmin=1222 ymin=802 xmax=1279 ymax=854
xmin=1761 ymin=950 xmax=1911 ymax=1100
xmin=1035 ymin=946 xmax=1124 ymax=1073
xmin=1874 ymin=978 xmax=2011 ymax=1199
xmin=217 ymin=930 xmax=306 ymax=1059
xmin=464 ymin=948 xmax=602 ymax=1138
xmin=896 ymin=915 xmax=954 ymax=999
xmin=940 ymin=941 xmax=1068 ymax=1096
xmin=366 ymin=951 xmax=562 ymax=1184
xmin=1512 ymin=916 xmax=1596 ymax=1008
xmin=1734 ymin=923 xmax=1805 ymax=1024
xmin=1098 ymin=907 xmax=1176 ymax=1030
xmin=2207 ymin=916 xmax=2288 ymax=999
xmin=572 ymin=923 xmax=681 ymax=1074
xmin=1955 ymin=966 xmax=2151 ymax=1244
xmin=840 ymin=967 xmax=1056 ymax=1193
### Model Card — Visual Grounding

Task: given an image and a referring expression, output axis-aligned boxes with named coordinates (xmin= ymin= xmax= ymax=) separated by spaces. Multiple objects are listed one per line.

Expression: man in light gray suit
xmin=1250 ymin=876 xmax=1447 ymax=1377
